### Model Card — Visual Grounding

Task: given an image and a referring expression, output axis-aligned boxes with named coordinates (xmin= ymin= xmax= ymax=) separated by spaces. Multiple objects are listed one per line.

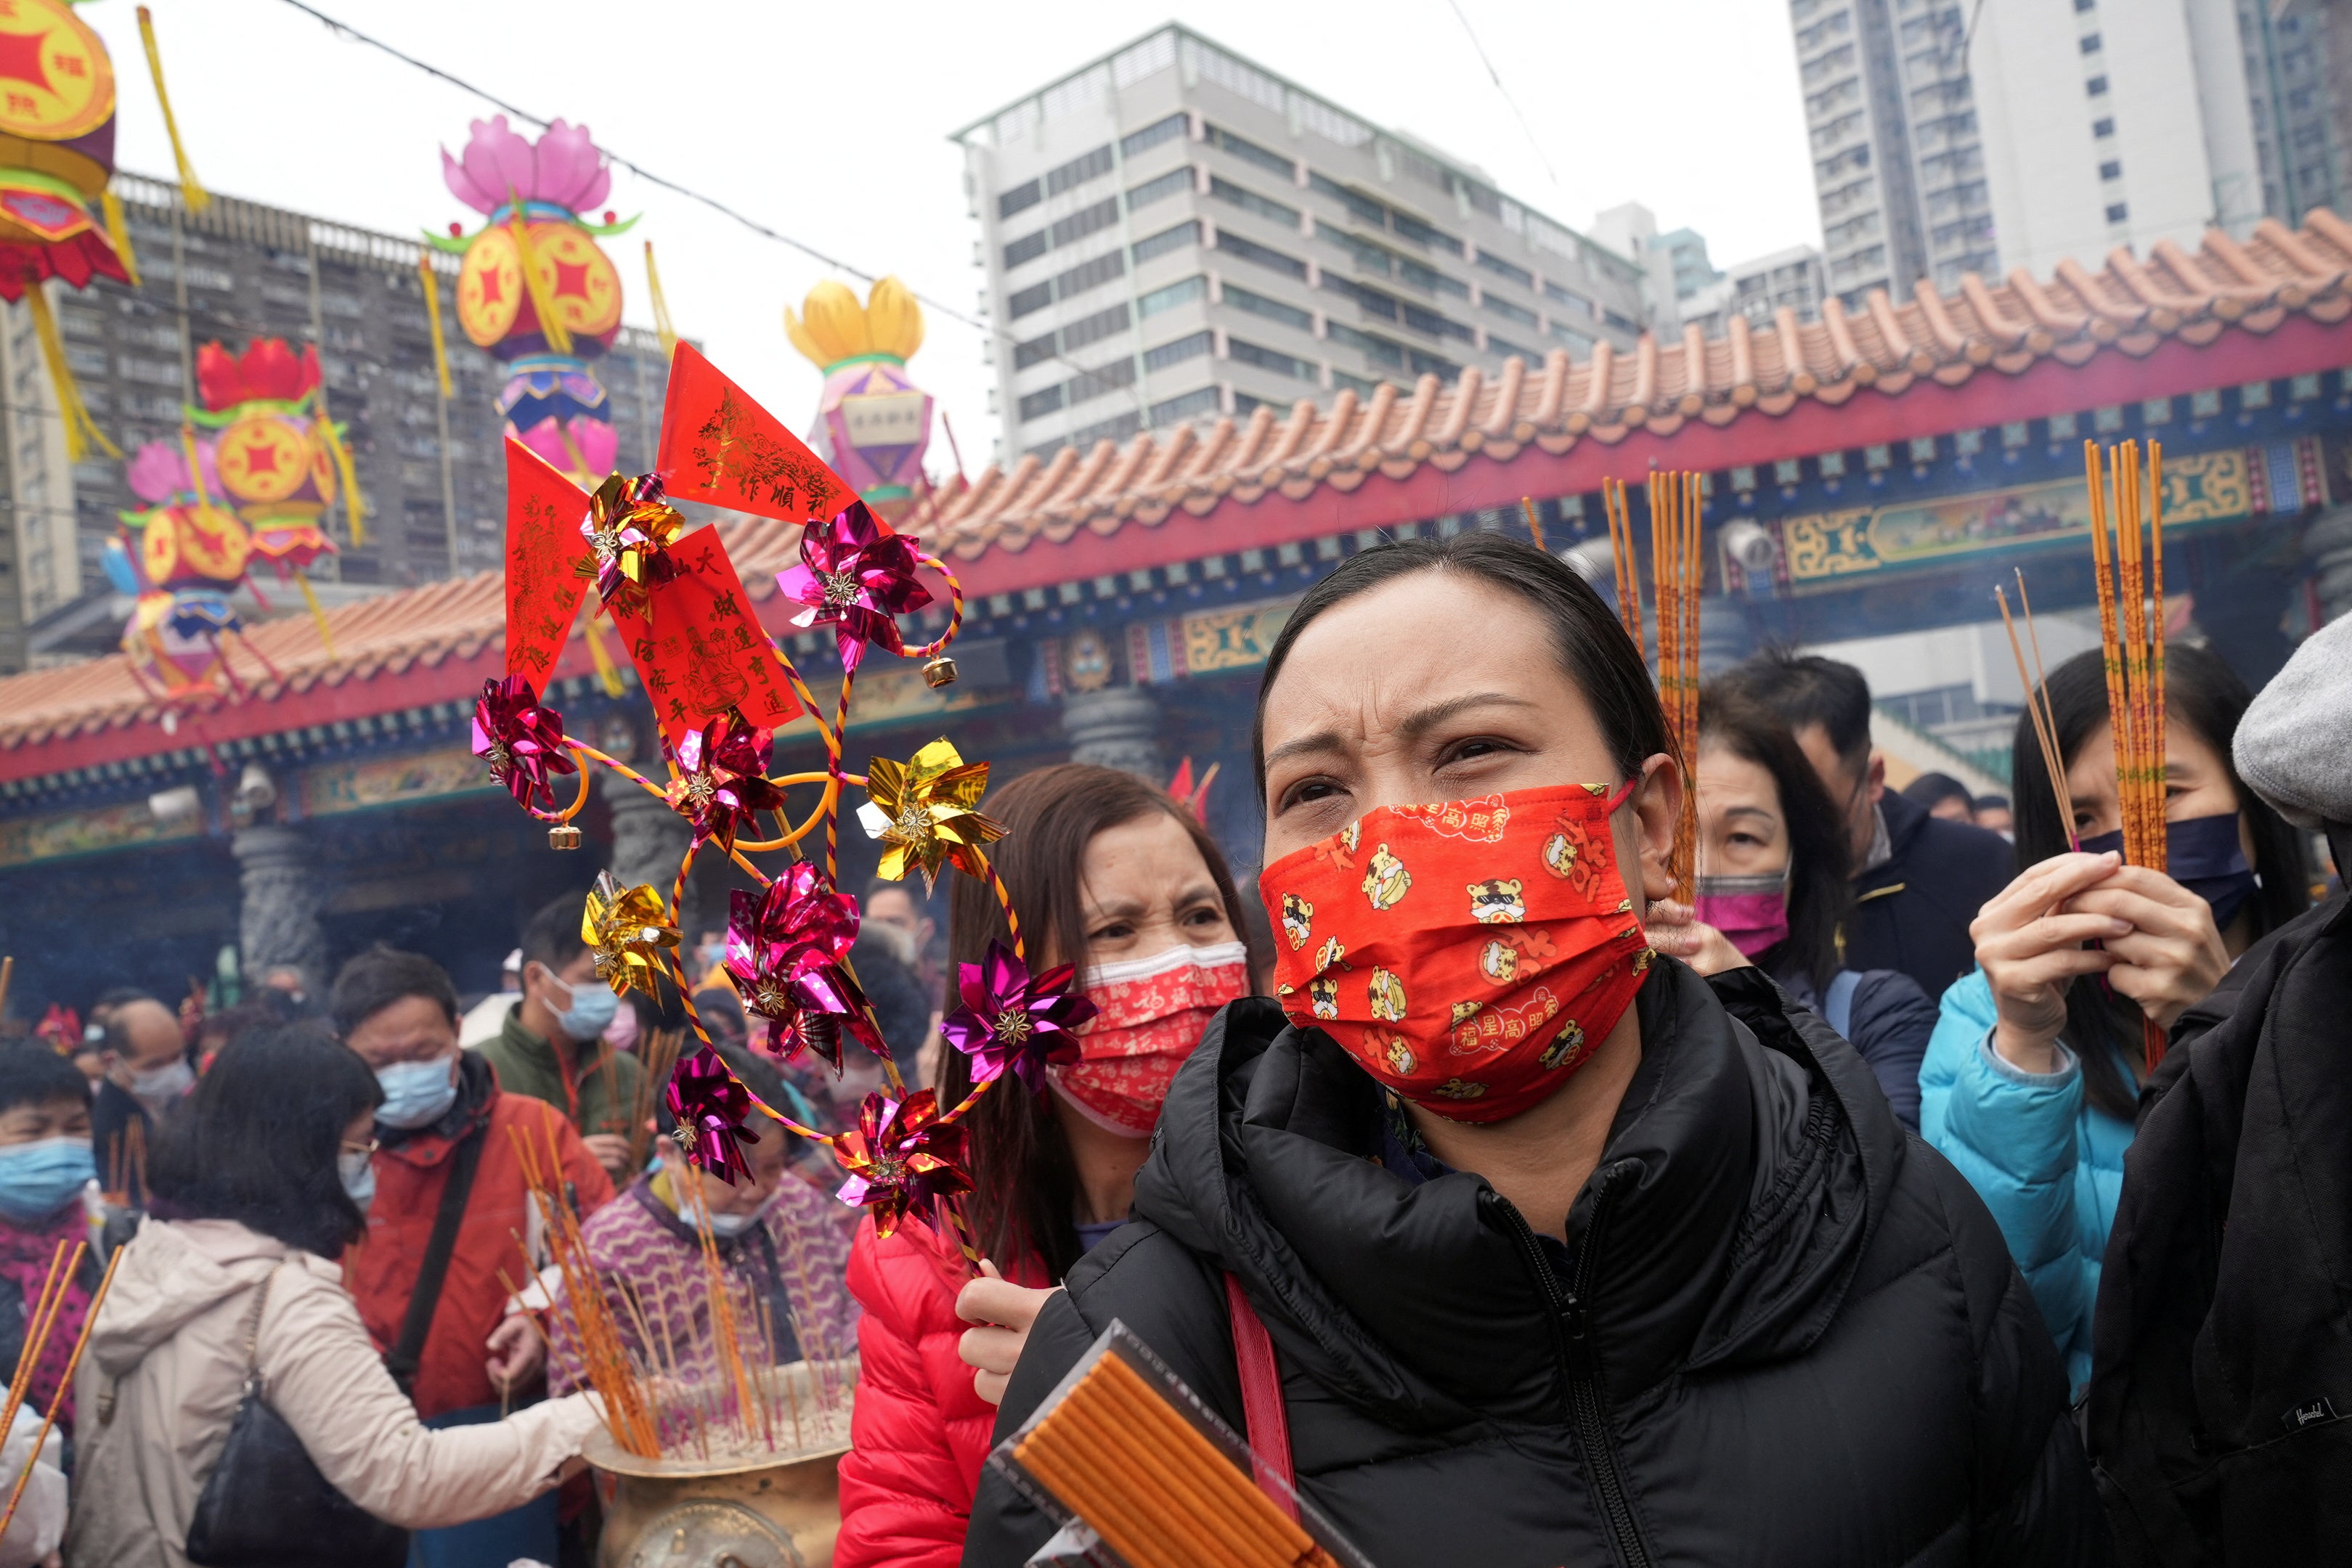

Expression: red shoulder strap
xmin=1224 ymin=1271 xmax=1298 ymax=1519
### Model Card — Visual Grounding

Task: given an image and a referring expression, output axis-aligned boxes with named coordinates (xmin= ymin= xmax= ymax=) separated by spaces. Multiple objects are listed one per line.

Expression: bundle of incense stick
xmin=1993 ymin=570 xmax=2079 ymax=849
xmin=105 ymin=1119 xmax=144 ymax=1204
xmin=1600 ymin=477 xmax=1643 ymax=648
xmin=624 ymin=1027 xmax=687 ymax=1172
xmin=1647 ymin=470 xmax=1705 ymax=902
xmin=1010 ymin=1347 xmax=1342 ymax=1568
xmin=517 ymin=1118 xmax=857 ymax=1466
xmin=0 ymin=1246 xmax=121 ymax=1539
xmin=0 ymin=1241 xmax=80 ymax=1461
xmin=2084 ymin=438 xmax=2170 ymax=1069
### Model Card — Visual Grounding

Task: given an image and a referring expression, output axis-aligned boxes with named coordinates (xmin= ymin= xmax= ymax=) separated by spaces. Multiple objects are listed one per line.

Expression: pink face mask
xmin=1693 ymin=870 xmax=1791 ymax=959
xmin=1049 ymin=942 xmax=1250 ymax=1138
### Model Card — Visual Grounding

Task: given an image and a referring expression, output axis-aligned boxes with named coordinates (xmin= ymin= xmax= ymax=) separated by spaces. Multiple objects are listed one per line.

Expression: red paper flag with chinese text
xmin=656 ymin=343 xmax=860 ymax=525
xmin=504 ymin=439 xmax=593 ymax=685
xmin=609 ymin=526 xmax=802 ymax=747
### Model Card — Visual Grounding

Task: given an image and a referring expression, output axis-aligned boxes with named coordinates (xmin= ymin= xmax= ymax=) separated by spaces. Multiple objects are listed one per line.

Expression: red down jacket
xmin=834 ymin=1218 xmax=1049 ymax=1568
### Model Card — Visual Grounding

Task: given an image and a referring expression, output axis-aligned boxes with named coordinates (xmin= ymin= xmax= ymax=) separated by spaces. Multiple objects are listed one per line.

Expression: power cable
xmin=1442 ymin=0 xmax=1563 ymax=190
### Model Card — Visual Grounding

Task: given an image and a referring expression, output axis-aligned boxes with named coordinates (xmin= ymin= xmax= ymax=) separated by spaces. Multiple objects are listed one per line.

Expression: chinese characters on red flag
xmin=656 ymin=343 xmax=860 ymax=526
xmin=503 ymin=439 xmax=593 ymax=683
xmin=609 ymin=527 xmax=802 ymax=747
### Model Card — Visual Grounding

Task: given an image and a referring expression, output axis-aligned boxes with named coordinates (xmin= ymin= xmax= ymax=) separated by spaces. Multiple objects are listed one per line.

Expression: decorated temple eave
xmin=929 ymin=211 xmax=2352 ymax=594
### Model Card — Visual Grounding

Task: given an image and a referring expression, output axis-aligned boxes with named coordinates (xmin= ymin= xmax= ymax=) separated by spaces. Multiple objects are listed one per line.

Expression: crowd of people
xmin=0 ymin=531 xmax=2343 ymax=1566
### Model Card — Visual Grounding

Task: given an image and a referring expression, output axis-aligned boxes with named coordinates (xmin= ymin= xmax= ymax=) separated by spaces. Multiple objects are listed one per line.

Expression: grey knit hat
xmin=2233 ymin=613 xmax=2352 ymax=828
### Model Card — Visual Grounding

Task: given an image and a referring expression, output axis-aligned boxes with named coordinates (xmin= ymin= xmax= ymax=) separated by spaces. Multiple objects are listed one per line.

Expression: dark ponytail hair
xmin=1697 ymin=687 xmax=1852 ymax=992
xmin=937 ymin=762 xmax=1255 ymax=1280
xmin=1250 ymin=533 xmax=1669 ymax=800
xmin=2013 ymin=645 xmax=2308 ymax=1119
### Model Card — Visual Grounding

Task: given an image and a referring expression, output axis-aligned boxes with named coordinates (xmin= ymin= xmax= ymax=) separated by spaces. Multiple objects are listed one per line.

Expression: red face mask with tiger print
xmin=1260 ymin=781 xmax=1653 ymax=1124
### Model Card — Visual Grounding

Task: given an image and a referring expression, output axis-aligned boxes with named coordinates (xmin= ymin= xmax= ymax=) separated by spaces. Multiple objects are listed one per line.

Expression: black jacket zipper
xmin=1489 ymin=1182 xmax=1653 ymax=1568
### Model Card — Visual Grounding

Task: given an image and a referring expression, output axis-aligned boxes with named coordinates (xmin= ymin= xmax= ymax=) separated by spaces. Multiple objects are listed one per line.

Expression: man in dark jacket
xmin=964 ymin=963 xmax=2107 ymax=1567
xmin=1716 ymin=650 xmax=2014 ymax=1000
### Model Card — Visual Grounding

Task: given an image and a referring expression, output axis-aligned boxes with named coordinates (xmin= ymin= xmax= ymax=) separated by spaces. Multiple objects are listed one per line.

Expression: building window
xmin=1126 ymin=168 xmax=1192 ymax=212
xmin=1548 ymin=321 xmax=1594 ymax=354
xmin=1208 ymin=176 xmax=1301 ymax=229
xmin=1474 ymin=250 xmax=1534 ymax=290
xmin=2106 ymin=202 xmax=2128 ymax=221
xmin=1122 ymin=113 xmax=1188 ymax=158
xmin=1065 ymin=356 xmax=1139 ymax=406
xmin=1046 ymin=145 xmax=1115 ymax=197
xmin=1049 ymin=197 xmax=1120 ymax=249
xmin=1486 ymin=334 xmax=1539 ymax=361
xmin=1543 ymin=281 xmax=1594 ymax=317
xmin=2080 ymin=33 xmax=2101 ymax=52
xmin=1207 ymin=125 xmax=1295 ymax=180
xmin=2093 ymin=117 xmax=2115 ymax=136
xmin=1147 ymin=385 xmax=1221 ymax=425
xmin=1401 ymin=301 xmax=1474 ymax=343
xmin=1014 ymin=332 xmax=1056 ymax=369
xmin=2074 ymin=0 xmax=2094 ymax=9
xmin=1144 ymin=330 xmax=1214 ymax=372
xmin=1327 ymin=320 xmax=1406 ymax=369
xmin=1004 ymin=230 xmax=1049 ymax=269
xmin=1309 ymin=171 xmax=1388 ymax=226
xmin=1133 ymin=220 xmax=1200 ymax=264
xmin=1224 ymin=282 xmax=1314 ymax=333
xmin=998 ymin=180 xmax=1041 ymax=220
xmin=1018 ymin=385 xmax=1065 ymax=421
xmin=1009 ymin=282 xmax=1051 ymax=319
xmin=1213 ymin=229 xmax=1309 ymax=279
xmin=1331 ymin=369 xmax=1385 ymax=397
xmin=1484 ymin=295 xmax=1537 ymax=329
xmin=1137 ymin=275 xmax=1207 ymax=317
xmin=1388 ymin=210 xmax=1457 ymax=252
xmin=2086 ymin=75 xmax=2108 ymax=95
xmin=2099 ymin=160 xmax=2121 ymax=180
xmin=1227 ymin=336 xmax=1315 ymax=379
xmin=1060 ymin=301 xmax=1133 ymax=351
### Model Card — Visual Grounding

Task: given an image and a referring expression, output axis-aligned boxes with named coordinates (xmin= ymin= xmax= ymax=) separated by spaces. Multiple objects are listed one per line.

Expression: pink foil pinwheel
xmin=662 ymin=714 xmax=785 ymax=851
xmin=665 ymin=1044 xmax=757 ymax=1184
xmin=722 ymin=865 xmax=889 ymax=1071
xmin=470 ymin=676 xmax=578 ymax=811
xmin=834 ymin=1089 xmax=970 ymax=1238
xmin=773 ymin=501 xmax=931 ymax=672
xmin=441 ymin=115 xmax=613 ymax=217
xmin=938 ymin=939 xmax=1097 ymax=1095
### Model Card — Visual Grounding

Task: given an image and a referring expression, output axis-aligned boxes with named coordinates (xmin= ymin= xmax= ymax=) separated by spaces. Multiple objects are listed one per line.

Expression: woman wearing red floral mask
xmin=962 ymin=534 xmax=2104 ymax=1568
xmin=835 ymin=763 xmax=1256 ymax=1568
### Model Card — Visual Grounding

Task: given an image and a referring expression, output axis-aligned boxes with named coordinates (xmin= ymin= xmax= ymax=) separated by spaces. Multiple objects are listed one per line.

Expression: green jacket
xmin=473 ymin=1003 xmax=645 ymax=1141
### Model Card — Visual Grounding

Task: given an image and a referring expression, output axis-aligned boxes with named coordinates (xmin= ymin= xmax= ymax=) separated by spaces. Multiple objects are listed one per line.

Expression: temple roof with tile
xmin=925 ymin=211 xmax=2352 ymax=592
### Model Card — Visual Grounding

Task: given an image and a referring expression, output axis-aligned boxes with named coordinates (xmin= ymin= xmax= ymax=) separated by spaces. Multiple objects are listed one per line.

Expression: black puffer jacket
xmin=964 ymin=962 xmax=2106 ymax=1568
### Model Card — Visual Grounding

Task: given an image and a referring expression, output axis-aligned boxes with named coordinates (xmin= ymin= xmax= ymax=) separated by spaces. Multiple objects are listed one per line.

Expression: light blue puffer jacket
xmin=1918 ymin=969 xmax=2135 ymax=1395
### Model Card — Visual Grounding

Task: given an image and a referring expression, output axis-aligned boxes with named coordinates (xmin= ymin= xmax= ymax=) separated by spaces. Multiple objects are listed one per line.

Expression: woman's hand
xmin=2063 ymin=864 xmax=2231 ymax=1032
xmin=956 ymin=1259 xmax=1060 ymax=1406
xmin=1644 ymin=899 xmax=1752 ymax=977
xmin=1972 ymin=852 xmax=2131 ymax=1074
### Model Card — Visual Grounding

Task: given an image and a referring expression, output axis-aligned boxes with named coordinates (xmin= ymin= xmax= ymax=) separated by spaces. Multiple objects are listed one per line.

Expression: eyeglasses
xmin=339 ymin=1138 xmax=379 ymax=1159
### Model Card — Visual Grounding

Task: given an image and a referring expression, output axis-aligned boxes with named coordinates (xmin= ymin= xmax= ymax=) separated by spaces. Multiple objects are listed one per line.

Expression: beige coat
xmin=68 ymin=1217 xmax=600 ymax=1568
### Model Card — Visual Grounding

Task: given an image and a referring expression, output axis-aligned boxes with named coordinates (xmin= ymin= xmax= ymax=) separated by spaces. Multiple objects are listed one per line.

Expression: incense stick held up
xmin=2083 ymin=438 xmax=2170 ymax=1071
xmin=1644 ymin=470 xmax=1705 ymax=903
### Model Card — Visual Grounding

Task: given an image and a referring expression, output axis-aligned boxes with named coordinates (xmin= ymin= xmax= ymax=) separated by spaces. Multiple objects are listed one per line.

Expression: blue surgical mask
xmin=0 ymin=1137 xmax=94 ymax=1225
xmin=374 ymin=1057 xmax=460 ymax=1131
xmin=2081 ymin=812 xmax=2258 ymax=931
xmin=547 ymin=973 xmax=619 ymax=1042
xmin=339 ymin=1148 xmax=376 ymax=1214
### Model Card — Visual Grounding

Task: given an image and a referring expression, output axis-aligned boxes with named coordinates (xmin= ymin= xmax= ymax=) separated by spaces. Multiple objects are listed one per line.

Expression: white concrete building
xmin=951 ymin=27 xmax=1651 ymax=462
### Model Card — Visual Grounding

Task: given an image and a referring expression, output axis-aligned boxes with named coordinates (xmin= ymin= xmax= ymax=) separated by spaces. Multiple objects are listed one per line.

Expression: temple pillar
xmin=1062 ymin=687 xmax=1163 ymax=779
xmin=602 ymin=772 xmax=699 ymax=936
xmin=232 ymin=824 xmax=328 ymax=992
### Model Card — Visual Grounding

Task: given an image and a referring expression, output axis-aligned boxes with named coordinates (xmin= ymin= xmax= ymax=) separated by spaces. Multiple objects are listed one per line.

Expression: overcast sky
xmin=84 ymin=0 xmax=1815 ymax=475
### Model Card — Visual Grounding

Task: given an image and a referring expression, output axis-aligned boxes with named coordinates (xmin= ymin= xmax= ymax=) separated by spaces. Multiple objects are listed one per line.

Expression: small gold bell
xmin=548 ymin=824 xmax=582 ymax=851
xmin=922 ymin=656 xmax=959 ymax=689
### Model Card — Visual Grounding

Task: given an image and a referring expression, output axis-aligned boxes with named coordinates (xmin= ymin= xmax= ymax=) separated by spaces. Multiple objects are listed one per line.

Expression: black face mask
xmin=2080 ymin=811 xmax=2257 ymax=931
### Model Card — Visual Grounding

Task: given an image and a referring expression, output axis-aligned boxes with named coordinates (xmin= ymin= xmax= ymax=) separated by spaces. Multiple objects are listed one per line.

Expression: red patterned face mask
xmin=1049 ymin=941 xmax=1250 ymax=1137
xmin=1261 ymin=783 xmax=1653 ymax=1124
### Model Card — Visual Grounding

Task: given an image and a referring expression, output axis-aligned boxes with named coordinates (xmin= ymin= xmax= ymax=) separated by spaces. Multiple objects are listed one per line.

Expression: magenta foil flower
xmin=938 ymin=939 xmax=1097 ymax=1095
xmin=662 ymin=715 xmax=785 ymax=850
xmin=834 ymin=1089 xmax=970 ymax=1238
xmin=470 ymin=676 xmax=577 ymax=811
xmin=723 ymin=866 xmax=887 ymax=1070
xmin=665 ymin=1045 xmax=757 ymax=1184
xmin=773 ymin=501 xmax=931 ymax=672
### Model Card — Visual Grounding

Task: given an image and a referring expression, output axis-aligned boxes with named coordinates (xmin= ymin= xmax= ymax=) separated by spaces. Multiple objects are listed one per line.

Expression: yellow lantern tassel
xmin=293 ymin=568 xmax=337 ymax=661
xmin=178 ymin=422 xmax=209 ymax=505
xmin=135 ymin=7 xmax=208 ymax=214
xmin=322 ymin=417 xmax=365 ymax=546
xmin=644 ymin=242 xmax=679 ymax=360
xmin=26 ymin=289 xmax=118 ymax=464
xmin=584 ymin=611 xmax=625 ymax=697
xmin=507 ymin=205 xmax=573 ymax=355
xmin=100 ymin=188 xmax=141 ymax=287
xmin=417 ymin=254 xmax=452 ymax=400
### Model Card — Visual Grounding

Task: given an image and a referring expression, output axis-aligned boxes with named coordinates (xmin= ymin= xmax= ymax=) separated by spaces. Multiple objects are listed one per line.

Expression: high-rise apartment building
xmin=7 ymin=173 xmax=670 ymax=670
xmin=1682 ymin=245 xmax=1828 ymax=336
xmin=952 ymin=27 xmax=1650 ymax=462
xmin=1793 ymin=0 xmax=2344 ymax=304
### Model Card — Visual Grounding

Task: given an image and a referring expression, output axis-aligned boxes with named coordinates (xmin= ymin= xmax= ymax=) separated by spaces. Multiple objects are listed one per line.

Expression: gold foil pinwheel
xmin=858 ymin=738 xmax=1006 ymax=891
xmin=577 ymin=472 xmax=687 ymax=613
xmin=581 ymin=870 xmax=682 ymax=1000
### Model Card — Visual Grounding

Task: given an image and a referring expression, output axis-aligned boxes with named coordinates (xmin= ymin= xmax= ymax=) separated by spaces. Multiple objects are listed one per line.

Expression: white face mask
xmin=705 ymin=1190 xmax=781 ymax=1238
xmin=128 ymin=1058 xmax=194 ymax=1108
